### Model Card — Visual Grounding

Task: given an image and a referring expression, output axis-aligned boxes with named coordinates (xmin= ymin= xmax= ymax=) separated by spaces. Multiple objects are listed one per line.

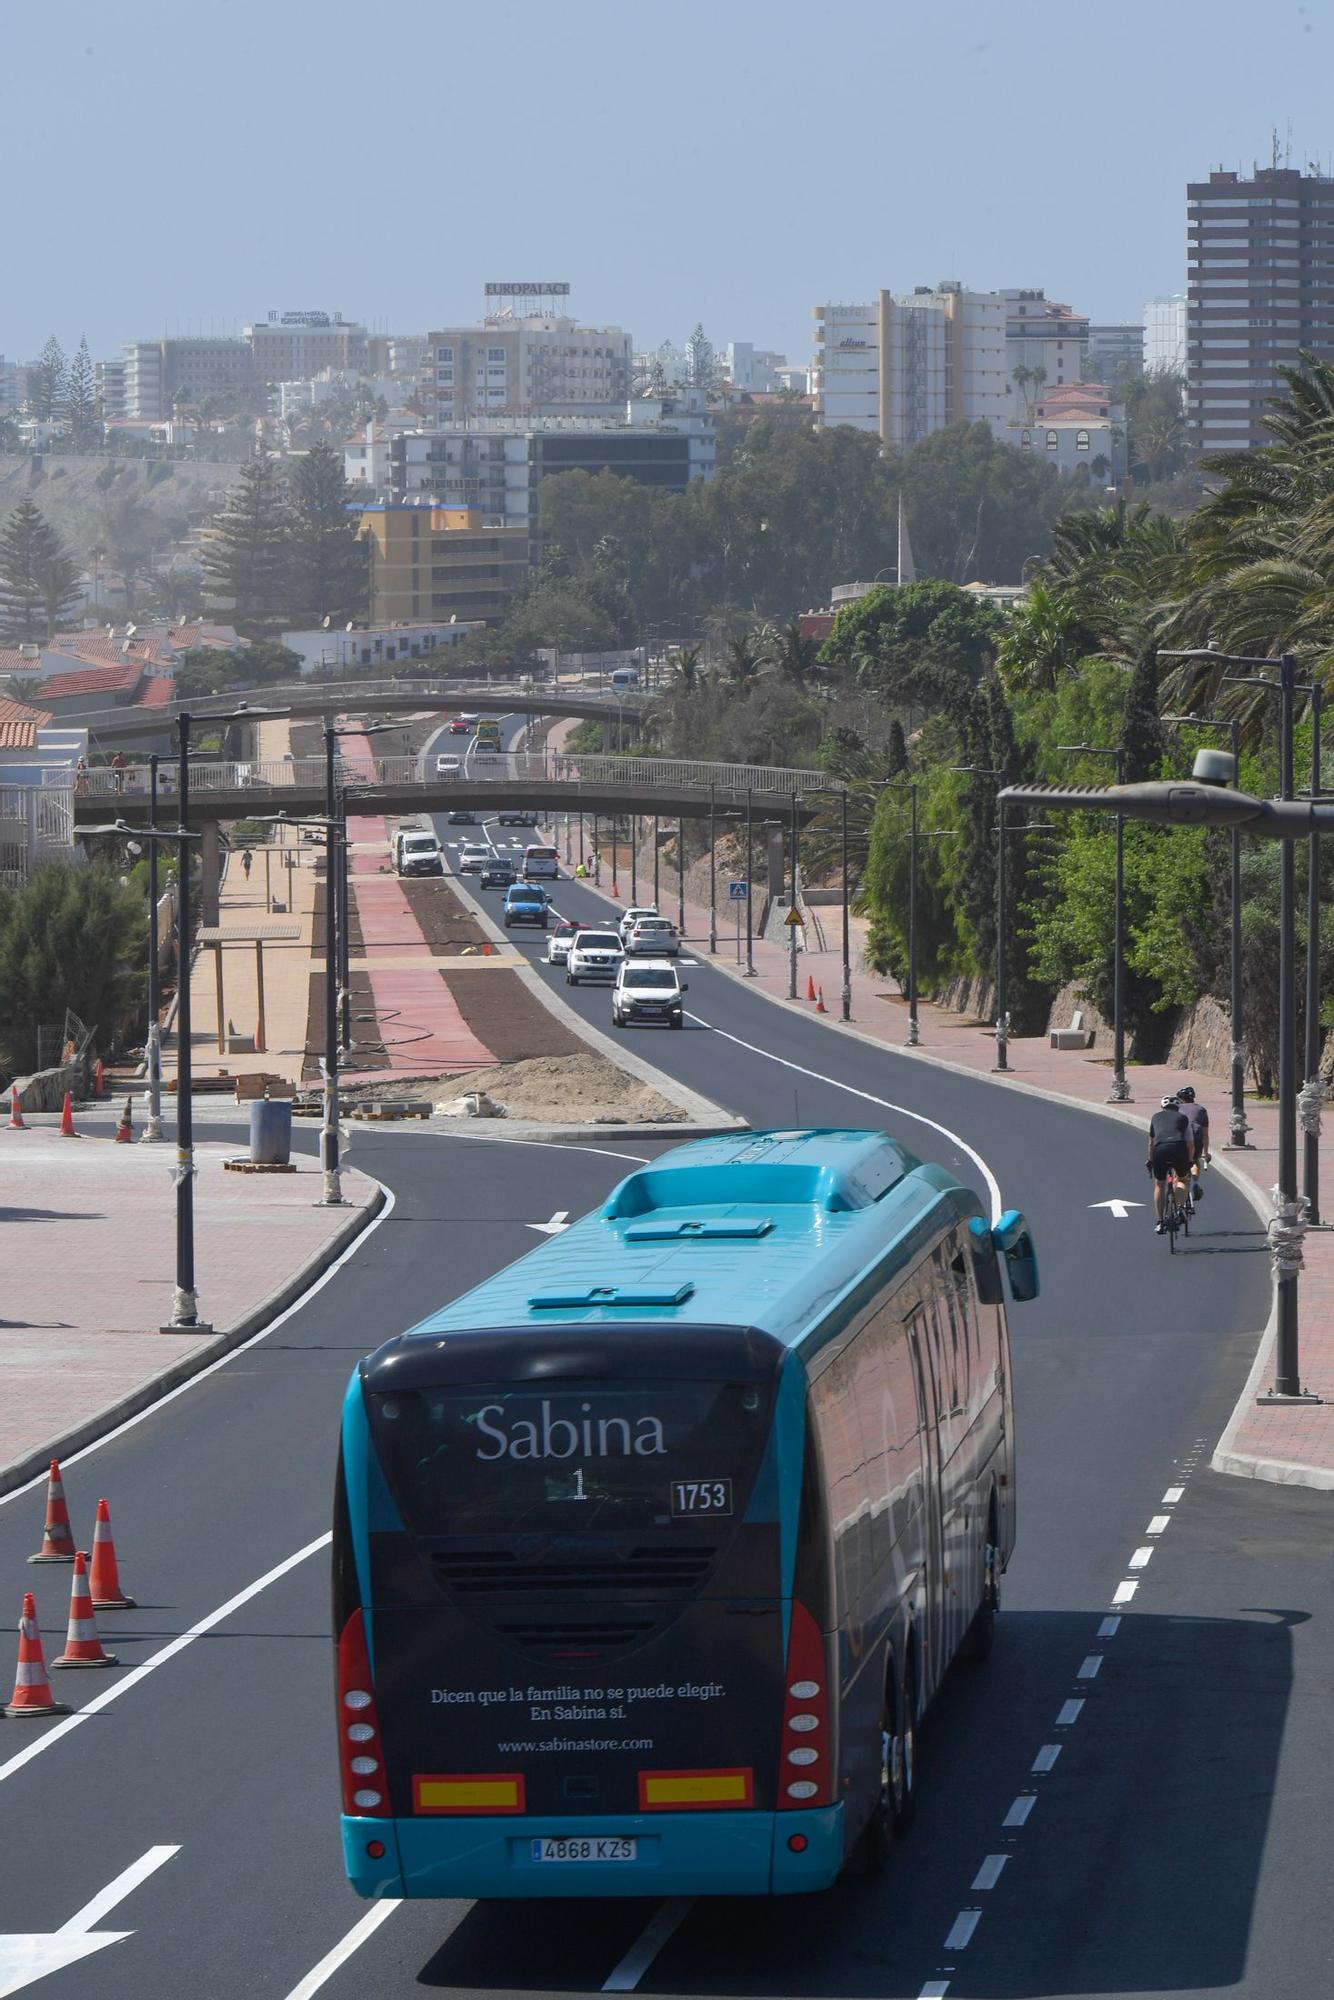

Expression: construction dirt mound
xmin=341 ymin=1050 xmax=687 ymax=1124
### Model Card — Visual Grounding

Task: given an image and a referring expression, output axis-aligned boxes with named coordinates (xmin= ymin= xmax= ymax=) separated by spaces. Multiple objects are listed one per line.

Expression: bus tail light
xmin=778 ymin=1600 xmax=831 ymax=1809
xmin=338 ymin=1609 xmax=389 ymax=1817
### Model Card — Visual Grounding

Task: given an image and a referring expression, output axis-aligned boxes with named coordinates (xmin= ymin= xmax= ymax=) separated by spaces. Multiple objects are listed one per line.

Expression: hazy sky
xmin=4 ymin=0 xmax=1332 ymax=366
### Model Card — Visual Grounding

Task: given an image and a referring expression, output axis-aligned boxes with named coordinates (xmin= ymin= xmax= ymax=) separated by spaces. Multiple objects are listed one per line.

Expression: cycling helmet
xmin=1177 ymin=1085 xmax=1196 ymax=1103
xmin=1160 ymin=1094 xmax=1179 ymax=1109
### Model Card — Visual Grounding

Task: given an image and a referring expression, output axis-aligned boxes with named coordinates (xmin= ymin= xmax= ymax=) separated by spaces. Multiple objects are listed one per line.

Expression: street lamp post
xmin=677 ymin=822 xmax=686 ymax=937
xmin=653 ymin=815 xmax=660 ymax=907
xmin=951 ymin=765 xmax=1004 ymax=1064
xmin=631 ymin=816 xmax=638 ymax=905
xmin=258 ymin=809 xmax=345 ymax=1206
xmin=788 ymin=791 xmax=800 ymax=1000
xmin=1164 ymin=713 xmax=1249 ymax=1148
xmin=1302 ymin=681 xmax=1323 ymax=1225
xmin=841 ymin=789 xmax=851 ymax=1021
xmin=143 ymin=754 xmax=165 ymax=1142
xmin=745 ymin=789 xmax=755 ymax=976
xmin=883 ymin=780 xmax=955 ymax=1046
xmin=709 ymin=786 xmax=717 ymax=955
xmin=1058 ymin=743 xmax=1129 ymax=1102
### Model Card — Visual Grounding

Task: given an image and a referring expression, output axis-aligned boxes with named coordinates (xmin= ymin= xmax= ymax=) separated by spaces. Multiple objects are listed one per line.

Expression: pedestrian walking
xmin=111 ymin=751 xmax=127 ymax=795
xmin=241 ymin=848 xmax=253 ymax=882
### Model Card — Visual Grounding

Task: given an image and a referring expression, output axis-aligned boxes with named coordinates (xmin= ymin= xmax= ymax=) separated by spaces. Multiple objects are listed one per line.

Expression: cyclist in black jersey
xmin=1177 ymin=1085 xmax=1210 ymax=1199
xmin=1147 ymin=1095 xmax=1194 ymax=1233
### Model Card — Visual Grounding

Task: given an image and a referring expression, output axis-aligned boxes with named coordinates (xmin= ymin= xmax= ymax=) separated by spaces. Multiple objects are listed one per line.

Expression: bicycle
xmin=1163 ymin=1172 xmax=1191 ymax=1252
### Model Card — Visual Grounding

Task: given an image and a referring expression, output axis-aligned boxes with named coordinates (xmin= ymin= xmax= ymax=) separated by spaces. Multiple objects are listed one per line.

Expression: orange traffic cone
xmin=92 ymin=1058 xmax=106 ymax=1099
xmin=4 ymin=1593 xmax=71 ymax=1717
xmin=28 ymin=1458 xmax=76 ymax=1564
xmin=816 ymin=986 xmax=828 ymax=1015
xmin=611 ymin=880 xmax=620 ymax=897
xmin=115 ymin=1096 xmax=134 ymax=1143
xmin=481 ymin=940 xmax=493 ymax=956
xmin=8 ymin=1085 xmax=26 ymax=1130
xmin=805 ymin=974 xmax=816 ymax=1002
xmin=53 ymin=1553 xmax=118 ymax=1670
xmin=88 ymin=1499 xmax=136 ymax=1609
xmin=59 ymin=1091 xmax=76 ymax=1137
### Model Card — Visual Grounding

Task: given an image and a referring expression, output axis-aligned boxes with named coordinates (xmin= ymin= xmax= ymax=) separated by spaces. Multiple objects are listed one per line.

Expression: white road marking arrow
xmin=527 ymin=1211 xmax=572 ymax=1235
xmin=0 ymin=1845 xmax=179 ymax=1996
xmin=1089 ymin=1199 xmax=1144 ymax=1219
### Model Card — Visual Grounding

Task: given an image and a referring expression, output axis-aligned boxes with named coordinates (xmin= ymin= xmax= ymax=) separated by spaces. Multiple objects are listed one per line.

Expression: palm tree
xmin=673 ymin=643 xmax=702 ymax=695
xmin=725 ymin=631 xmax=770 ymax=688
xmin=773 ymin=617 xmax=817 ymax=687
xmin=995 ymin=581 xmax=1090 ymax=693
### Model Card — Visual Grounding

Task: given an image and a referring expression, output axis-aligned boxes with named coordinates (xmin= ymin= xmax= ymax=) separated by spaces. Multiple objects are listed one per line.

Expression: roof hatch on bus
xmin=603 ymin=1129 xmax=916 ymax=1220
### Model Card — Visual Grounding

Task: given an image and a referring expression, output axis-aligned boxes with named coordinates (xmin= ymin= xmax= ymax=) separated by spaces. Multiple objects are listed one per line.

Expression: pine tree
xmin=0 ymin=500 xmax=78 ymax=642
xmin=201 ymin=457 xmax=290 ymax=631
xmin=65 ymin=336 xmax=96 ymax=450
xmin=286 ymin=443 xmax=369 ymax=627
xmin=885 ymin=718 xmax=909 ymax=777
xmin=1119 ymin=645 xmax=1164 ymax=781
xmin=26 ymin=336 xmax=67 ymax=422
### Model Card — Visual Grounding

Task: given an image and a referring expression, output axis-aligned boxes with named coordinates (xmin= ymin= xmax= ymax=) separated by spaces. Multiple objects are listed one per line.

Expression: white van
xmin=522 ymin=843 xmax=559 ymax=880
xmin=394 ymin=825 xmax=444 ymax=877
xmin=610 ymin=667 xmax=640 ymax=691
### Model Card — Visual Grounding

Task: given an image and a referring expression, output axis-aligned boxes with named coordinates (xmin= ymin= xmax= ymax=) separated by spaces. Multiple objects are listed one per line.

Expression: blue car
xmin=503 ymin=883 xmax=548 ymax=929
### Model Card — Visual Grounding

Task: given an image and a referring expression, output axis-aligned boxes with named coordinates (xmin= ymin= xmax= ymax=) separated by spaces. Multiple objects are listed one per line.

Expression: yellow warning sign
xmin=784 ymin=907 xmax=805 ymax=927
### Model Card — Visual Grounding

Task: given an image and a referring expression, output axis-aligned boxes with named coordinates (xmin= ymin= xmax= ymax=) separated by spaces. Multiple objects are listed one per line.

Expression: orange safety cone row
xmin=59 ymin=1091 xmax=77 ymax=1138
xmin=805 ymin=974 xmax=817 ymax=1003
xmin=28 ymin=1459 xmax=76 ymax=1565
xmin=4 ymin=1593 xmax=71 ymax=1717
xmin=8 ymin=1085 xmax=26 ymax=1130
xmin=53 ymin=1553 xmax=119 ymax=1670
xmin=89 ymin=1499 xmax=136 ymax=1609
xmin=115 ymin=1095 xmax=134 ymax=1143
xmin=816 ymin=986 xmax=828 ymax=1015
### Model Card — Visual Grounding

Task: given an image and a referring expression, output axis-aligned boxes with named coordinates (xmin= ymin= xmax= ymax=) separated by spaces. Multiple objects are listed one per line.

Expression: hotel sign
xmin=485 ymin=282 xmax=570 ymax=297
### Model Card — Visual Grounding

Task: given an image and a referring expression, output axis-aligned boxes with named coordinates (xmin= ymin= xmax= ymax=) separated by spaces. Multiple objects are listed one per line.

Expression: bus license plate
xmin=532 ymin=1836 xmax=637 ymax=1863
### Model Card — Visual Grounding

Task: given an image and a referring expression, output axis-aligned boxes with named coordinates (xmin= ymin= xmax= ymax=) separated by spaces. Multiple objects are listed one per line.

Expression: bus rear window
xmin=366 ymin=1379 xmax=773 ymax=1536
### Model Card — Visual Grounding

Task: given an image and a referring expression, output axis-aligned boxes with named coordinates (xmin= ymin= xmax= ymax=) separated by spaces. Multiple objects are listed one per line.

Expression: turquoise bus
xmin=334 ymin=1128 xmax=1037 ymax=1900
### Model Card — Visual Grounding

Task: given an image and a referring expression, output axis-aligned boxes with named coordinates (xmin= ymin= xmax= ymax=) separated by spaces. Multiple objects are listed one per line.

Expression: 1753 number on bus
xmin=670 ymin=1478 xmax=732 ymax=1517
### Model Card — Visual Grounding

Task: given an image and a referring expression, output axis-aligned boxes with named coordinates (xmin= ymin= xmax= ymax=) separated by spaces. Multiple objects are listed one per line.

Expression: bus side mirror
xmin=992 ymin=1209 xmax=1039 ymax=1302
xmin=967 ymin=1215 xmax=1003 ymax=1304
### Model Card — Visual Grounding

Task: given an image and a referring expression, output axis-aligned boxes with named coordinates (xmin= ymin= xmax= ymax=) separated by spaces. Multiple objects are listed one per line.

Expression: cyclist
xmin=1176 ymin=1085 xmax=1211 ymax=1201
xmin=1147 ymin=1094 xmax=1194 ymax=1233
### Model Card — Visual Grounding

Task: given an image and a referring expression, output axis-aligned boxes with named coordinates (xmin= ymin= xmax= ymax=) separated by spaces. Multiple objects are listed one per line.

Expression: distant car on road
xmin=618 ymin=904 xmax=659 ymax=942
xmin=447 ymin=718 xmax=469 ymax=735
xmin=566 ymin=930 xmax=624 ymax=985
xmin=480 ymin=855 xmax=517 ymax=889
xmin=497 ymin=808 xmax=538 ymax=827
xmin=447 ymin=809 xmax=478 ymax=825
xmin=458 ymin=843 xmax=490 ymax=875
xmin=624 ymin=916 xmax=680 ymax=957
xmin=612 ymin=958 xmax=687 ymax=1029
xmin=458 ymin=712 xmax=480 ymax=725
xmin=546 ymin=919 xmax=584 ymax=965
xmin=503 ymin=883 xmax=549 ymax=929
xmin=435 ymin=754 xmax=461 ymax=776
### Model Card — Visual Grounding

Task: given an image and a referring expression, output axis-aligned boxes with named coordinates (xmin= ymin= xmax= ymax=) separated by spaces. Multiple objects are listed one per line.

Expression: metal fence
xmin=0 ymin=782 xmax=78 ymax=887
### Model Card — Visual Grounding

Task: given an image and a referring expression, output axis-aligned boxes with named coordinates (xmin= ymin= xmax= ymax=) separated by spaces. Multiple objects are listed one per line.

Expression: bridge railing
xmin=73 ymin=750 xmax=844 ymax=805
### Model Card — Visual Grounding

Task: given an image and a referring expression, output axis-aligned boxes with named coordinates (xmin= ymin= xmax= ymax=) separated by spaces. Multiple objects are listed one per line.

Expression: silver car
xmin=458 ymin=844 xmax=490 ymax=875
xmin=624 ymin=916 xmax=680 ymax=957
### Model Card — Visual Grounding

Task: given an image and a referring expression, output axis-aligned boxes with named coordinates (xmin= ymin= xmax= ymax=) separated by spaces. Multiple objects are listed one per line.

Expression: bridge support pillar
xmin=201 ymin=819 xmax=222 ymax=928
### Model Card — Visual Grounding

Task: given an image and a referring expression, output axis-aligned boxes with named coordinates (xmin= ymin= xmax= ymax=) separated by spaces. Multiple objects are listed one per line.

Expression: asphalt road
xmin=0 ymin=752 xmax=1324 ymax=2000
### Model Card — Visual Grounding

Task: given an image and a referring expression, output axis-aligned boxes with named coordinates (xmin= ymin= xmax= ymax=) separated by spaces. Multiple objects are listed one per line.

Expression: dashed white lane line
xmin=1078 ymin=1653 xmax=1104 ymax=1678
xmin=1003 ymin=1794 xmax=1037 ymax=1827
xmin=971 ymin=1854 xmax=1010 ymax=1891
xmin=602 ymin=1897 xmax=694 ymax=1992
xmin=1112 ymin=1579 xmax=1139 ymax=1605
xmin=1146 ymin=1514 xmax=1171 ymax=1535
xmin=1163 ymin=1485 xmax=1185 ymax=1504
xmin=1128 ymin=1545 xmax=1155 ymax=1570
xmin=62 ymin=1844 xmax=180 ymax=1931
xmin=1097 ymin=1615 xmax=1121 ymax=1639
xmin=281 ymin=1899 xmax=404 ymax=2000
xmin=1055 ymin=1699 xmax=1085 ymax=1727
xmin=943 ymin=1910 xmax=981 ymax=1951
xmin=1031 ymin=1744 xmax=1062 ymax=1774
xmin=918 ymin=1983 xmax=951 ymax=1999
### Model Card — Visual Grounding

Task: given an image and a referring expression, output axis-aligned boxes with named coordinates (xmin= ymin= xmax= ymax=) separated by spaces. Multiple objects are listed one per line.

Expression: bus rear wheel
xmin=962 ymin=1539 xmax=999 ymax=1663
xmin=851 ymin=1656 xmax=917 ymax=1875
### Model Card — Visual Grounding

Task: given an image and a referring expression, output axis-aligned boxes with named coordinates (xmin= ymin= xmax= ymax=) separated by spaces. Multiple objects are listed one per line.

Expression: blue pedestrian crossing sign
xmin=727 ymin=880 xmax=749 ymax=901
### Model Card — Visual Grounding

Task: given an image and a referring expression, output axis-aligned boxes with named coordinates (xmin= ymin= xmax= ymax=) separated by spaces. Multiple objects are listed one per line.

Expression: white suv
xmin=612 ymin=959 xmax=686 ymax=1029
xmin=624 ymin=916 xmax=680 ymax=957
xmin=618 ymin=904 xmax=659 ymax=942
xmin=566 ymin=930 xmax=624 ymax=984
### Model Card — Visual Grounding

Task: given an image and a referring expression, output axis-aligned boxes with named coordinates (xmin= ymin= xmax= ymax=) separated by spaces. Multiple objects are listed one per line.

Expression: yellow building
xmin=358 ymin=505 xmax=530 ymax=626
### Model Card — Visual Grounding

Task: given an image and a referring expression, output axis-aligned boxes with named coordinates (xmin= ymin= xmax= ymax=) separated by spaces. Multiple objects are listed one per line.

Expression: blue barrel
xmin=249 ymin=1098 xmax=293 ymax=1166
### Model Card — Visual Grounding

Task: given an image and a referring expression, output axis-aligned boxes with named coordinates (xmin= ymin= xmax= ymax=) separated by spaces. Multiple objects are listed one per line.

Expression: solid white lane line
xmin=684 ymin=1014 xmax=1004 ymax=1221
xmin=281 ymin=1900 xmax=404 ymax=2000
xmin=602 ymin=1897 xmax=694 ymax=1992
xmin=943 ymin=1910 xmax=981 ymax=1951
xmin=1112 ymin=1579 xmax=1139 ymax=1605
xmin=61 ymin=1846 xmax=180 ymax=1932
xmin=1031 ymin=1744 xmax=1061 ymax=1773
xmin=0 ymin=1532 xmax=331 ymax=1785
xmin=1146 ymin=1514 xmax=1171 ymax=1536
xmin=1128 ymin=1546 xmax=1154 ymax=1570
xmin=1096 ymin=1616 xmax=1120 ymax=1638
xmin=971 ymin=1855 xmax=1009 ymax=1891
xmin=1002 ymin=1794 xmax=1036 ymax=1827
xmin=1055 ymin=1699 xmax=1085 ymax=1727
xmin=1162 ymin=1485 xmax=1185 ymax=1504
xmin=0 ymin=1185 xmax=397 ymax=1509
xmin=1078 ymin=1654 xmax=1104 ymax=1678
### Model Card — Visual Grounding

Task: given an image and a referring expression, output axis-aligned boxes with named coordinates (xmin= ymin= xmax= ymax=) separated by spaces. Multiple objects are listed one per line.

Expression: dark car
xmin=447 ymin=809 xmax=478 ymax=825
xmin=480 ymin=856 xmax=517 ymax=889
xmin=497 ymin=808 xmax=538 ymax=827
xmin=503 ymin=883 xmax=548 ymax=929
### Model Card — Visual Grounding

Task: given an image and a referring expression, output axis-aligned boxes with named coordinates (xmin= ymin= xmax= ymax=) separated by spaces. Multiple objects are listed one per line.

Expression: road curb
xmin=0 ymin=1177 xmax=387 ymax=1500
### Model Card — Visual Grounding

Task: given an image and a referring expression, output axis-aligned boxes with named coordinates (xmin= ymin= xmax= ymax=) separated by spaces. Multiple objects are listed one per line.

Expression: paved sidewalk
xmin=562 ymin=815 xmax=1334 ymax=1492
xmin=0 ymin=1131 xmax=382 ymax=1493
